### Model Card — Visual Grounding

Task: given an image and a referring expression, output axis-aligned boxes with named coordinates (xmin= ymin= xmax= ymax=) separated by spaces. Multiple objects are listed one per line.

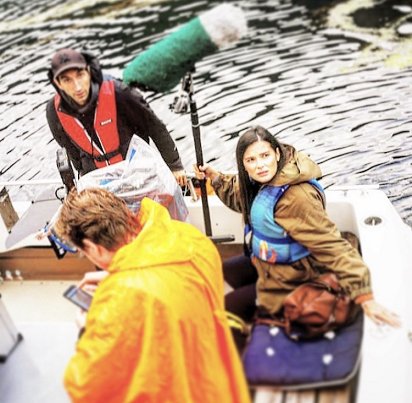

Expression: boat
xmin=0 ymin=182 xmax=411 ymax=403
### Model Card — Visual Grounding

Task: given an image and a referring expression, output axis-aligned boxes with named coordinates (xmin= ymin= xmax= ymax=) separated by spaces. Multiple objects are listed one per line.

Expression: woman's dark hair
xmin=236 ymin=126 xmax=286 ymax=225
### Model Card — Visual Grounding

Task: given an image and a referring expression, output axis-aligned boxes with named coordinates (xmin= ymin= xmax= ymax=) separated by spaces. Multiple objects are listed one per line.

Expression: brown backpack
xmin=257 ymin=273 xmax=352 ymax=339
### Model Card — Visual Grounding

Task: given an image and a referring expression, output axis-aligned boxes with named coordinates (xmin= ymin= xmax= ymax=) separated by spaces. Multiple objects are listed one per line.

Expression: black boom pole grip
xmin=189 ymin=95 xmax=213 ymax=237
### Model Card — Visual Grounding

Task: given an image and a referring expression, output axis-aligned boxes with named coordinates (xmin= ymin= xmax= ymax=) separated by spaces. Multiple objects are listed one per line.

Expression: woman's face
xmin=242 ymin=140 xmax=280 ymax=183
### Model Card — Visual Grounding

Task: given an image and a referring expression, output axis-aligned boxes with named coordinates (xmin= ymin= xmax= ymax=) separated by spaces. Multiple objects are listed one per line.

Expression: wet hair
xmin=53 ymin=188 xmax=139 ymax=251
xmin=236 ymin=125 xmax=286 ymax=225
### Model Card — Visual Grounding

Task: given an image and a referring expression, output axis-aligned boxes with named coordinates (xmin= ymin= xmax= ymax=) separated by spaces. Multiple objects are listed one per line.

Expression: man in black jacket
xmin=46 ymin=48 xmax=186 ymax=185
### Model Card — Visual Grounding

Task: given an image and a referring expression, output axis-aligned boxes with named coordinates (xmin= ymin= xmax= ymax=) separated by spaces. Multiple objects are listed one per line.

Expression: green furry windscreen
xmin=123 ymin=17 xmax=218 ymax=93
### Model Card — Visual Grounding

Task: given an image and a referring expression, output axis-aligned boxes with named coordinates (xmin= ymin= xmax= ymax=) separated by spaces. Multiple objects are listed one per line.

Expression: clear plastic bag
xmin=77 ymin=135 xmax=188 ymax=222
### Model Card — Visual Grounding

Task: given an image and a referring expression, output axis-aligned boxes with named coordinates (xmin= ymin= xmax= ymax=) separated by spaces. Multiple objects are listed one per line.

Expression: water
xmin=0 ymin=0 xmax=411 ymax=227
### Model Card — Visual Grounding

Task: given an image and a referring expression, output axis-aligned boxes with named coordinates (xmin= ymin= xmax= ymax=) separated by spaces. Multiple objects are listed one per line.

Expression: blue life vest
xmin=249 ymin=179 xmax=323 ymax=264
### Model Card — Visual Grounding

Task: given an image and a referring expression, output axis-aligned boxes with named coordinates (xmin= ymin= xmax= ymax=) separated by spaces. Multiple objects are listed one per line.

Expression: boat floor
xmin=1 ymin=189 xmax=412 ymax=402
xmin=0 ymin=275 xmax=237 ymax=403
xmin=0 ymin=281 xmax=78 ymax=403
xmin=1 ymin=280 xmax=358 ymax=403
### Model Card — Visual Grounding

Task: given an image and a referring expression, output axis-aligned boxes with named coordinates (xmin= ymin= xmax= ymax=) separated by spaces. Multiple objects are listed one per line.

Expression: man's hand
xmin=78 ymin=271 xmax=109 ymax=294
xmin=173 ymin=169 xmax=187 ymax=187
xmin=75 ymin=309 xmax=87 ymax=330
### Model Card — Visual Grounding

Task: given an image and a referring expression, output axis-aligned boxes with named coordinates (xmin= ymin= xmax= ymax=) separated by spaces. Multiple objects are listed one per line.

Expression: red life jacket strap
xmin=54 ymin=81 xmax=123 ymax=168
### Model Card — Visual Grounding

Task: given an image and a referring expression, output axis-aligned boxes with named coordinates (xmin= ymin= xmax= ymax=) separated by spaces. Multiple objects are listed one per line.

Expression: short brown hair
xmin=54 ymin=188 xmax=138 ymax=251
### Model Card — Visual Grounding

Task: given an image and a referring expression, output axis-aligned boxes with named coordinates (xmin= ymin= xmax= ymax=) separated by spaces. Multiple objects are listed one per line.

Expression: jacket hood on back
xmin=272 ymin=144 xmax=322 ymax=187
xmin=109 ymin=198 xmax=202 ymax=273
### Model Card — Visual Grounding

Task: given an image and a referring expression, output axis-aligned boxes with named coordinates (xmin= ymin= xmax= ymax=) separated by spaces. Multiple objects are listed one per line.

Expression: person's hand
xmin=35 ymin=229 xmax=48 ymax=240
xmin=78 ymin=271 xmax=108 ymax=294
xmin=362 ymin=300 xmax=401 ymax=328
xmin=75 ymin=309 xmax=87 ymax=330
xmin=172 ymin=169 xmax=187 ymax=187
xmin=192 ymin=164 xmax=219 ymax=181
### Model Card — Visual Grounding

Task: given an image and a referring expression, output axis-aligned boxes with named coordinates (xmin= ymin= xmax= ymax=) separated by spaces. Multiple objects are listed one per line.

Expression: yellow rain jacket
xmin=64 ymin=198 xmax=250 ymax=403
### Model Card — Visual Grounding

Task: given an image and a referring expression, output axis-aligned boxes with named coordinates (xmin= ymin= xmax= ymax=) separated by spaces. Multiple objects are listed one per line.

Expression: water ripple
xmin=0 ymin=0 xmax=411 ymax=226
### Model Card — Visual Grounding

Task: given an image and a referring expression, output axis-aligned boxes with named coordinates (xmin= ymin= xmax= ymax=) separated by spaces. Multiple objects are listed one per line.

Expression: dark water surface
xmin=0 ymin=0 xmax=411 ymax=226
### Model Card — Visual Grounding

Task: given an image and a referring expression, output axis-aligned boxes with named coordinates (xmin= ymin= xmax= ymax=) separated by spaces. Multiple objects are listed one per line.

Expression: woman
xmin=194 ymin=125 xmax=400 ymax=328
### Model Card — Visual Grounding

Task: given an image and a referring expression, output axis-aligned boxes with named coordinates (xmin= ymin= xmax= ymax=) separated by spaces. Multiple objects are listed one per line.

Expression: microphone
xmin=123 ymin=3 xmax=247 ymax=93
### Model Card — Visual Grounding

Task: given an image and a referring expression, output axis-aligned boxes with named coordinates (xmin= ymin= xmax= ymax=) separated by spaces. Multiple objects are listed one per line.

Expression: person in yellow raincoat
xmin=53 ymin=188 xmax=251 ymax=403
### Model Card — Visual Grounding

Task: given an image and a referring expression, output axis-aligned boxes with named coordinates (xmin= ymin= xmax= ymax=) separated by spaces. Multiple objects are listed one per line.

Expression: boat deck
xmin=253 ymin=385 xmax=355 ymax=403
xmin=0 ymin=281 xmax=78 ymax=403
xmin=1 ymin=188 xmax=412 ymax=402
xmin=1 ymin=280 xmax=357 ymax=403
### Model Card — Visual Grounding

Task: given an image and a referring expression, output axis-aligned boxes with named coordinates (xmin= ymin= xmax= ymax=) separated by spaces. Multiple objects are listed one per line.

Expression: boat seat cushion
xmin=242 ymin=312 xmax=363 ymax=389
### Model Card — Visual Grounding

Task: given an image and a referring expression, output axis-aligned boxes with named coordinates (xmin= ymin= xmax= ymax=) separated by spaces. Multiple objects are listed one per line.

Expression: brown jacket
xmin=212 ymin=145 xmax=372 ymax=315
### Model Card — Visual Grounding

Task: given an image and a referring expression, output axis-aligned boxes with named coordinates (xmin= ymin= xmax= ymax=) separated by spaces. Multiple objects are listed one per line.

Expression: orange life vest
xmin=54 ymin=80 xmax=123 ymax=168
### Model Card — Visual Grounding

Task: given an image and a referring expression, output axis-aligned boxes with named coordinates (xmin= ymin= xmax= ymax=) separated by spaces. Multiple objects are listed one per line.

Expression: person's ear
xmin=82 ymin=239 xmax=99 ymax=256
xmin=275 ymin=148 xmax=280 ymax=162
xmin=81 ymin=239 xmax=112 ymax=269
xmin=54 ymin=77 xmax=63 ymax=90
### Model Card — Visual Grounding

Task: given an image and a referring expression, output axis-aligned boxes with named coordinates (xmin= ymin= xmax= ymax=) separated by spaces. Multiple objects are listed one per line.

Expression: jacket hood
xmin=272 ymin=144 xmax=322 ymax=186
xmin=47 ymin=50 xmax=103 ymax=94
xmin=108 ymin=198 xmax=201 ymax=273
